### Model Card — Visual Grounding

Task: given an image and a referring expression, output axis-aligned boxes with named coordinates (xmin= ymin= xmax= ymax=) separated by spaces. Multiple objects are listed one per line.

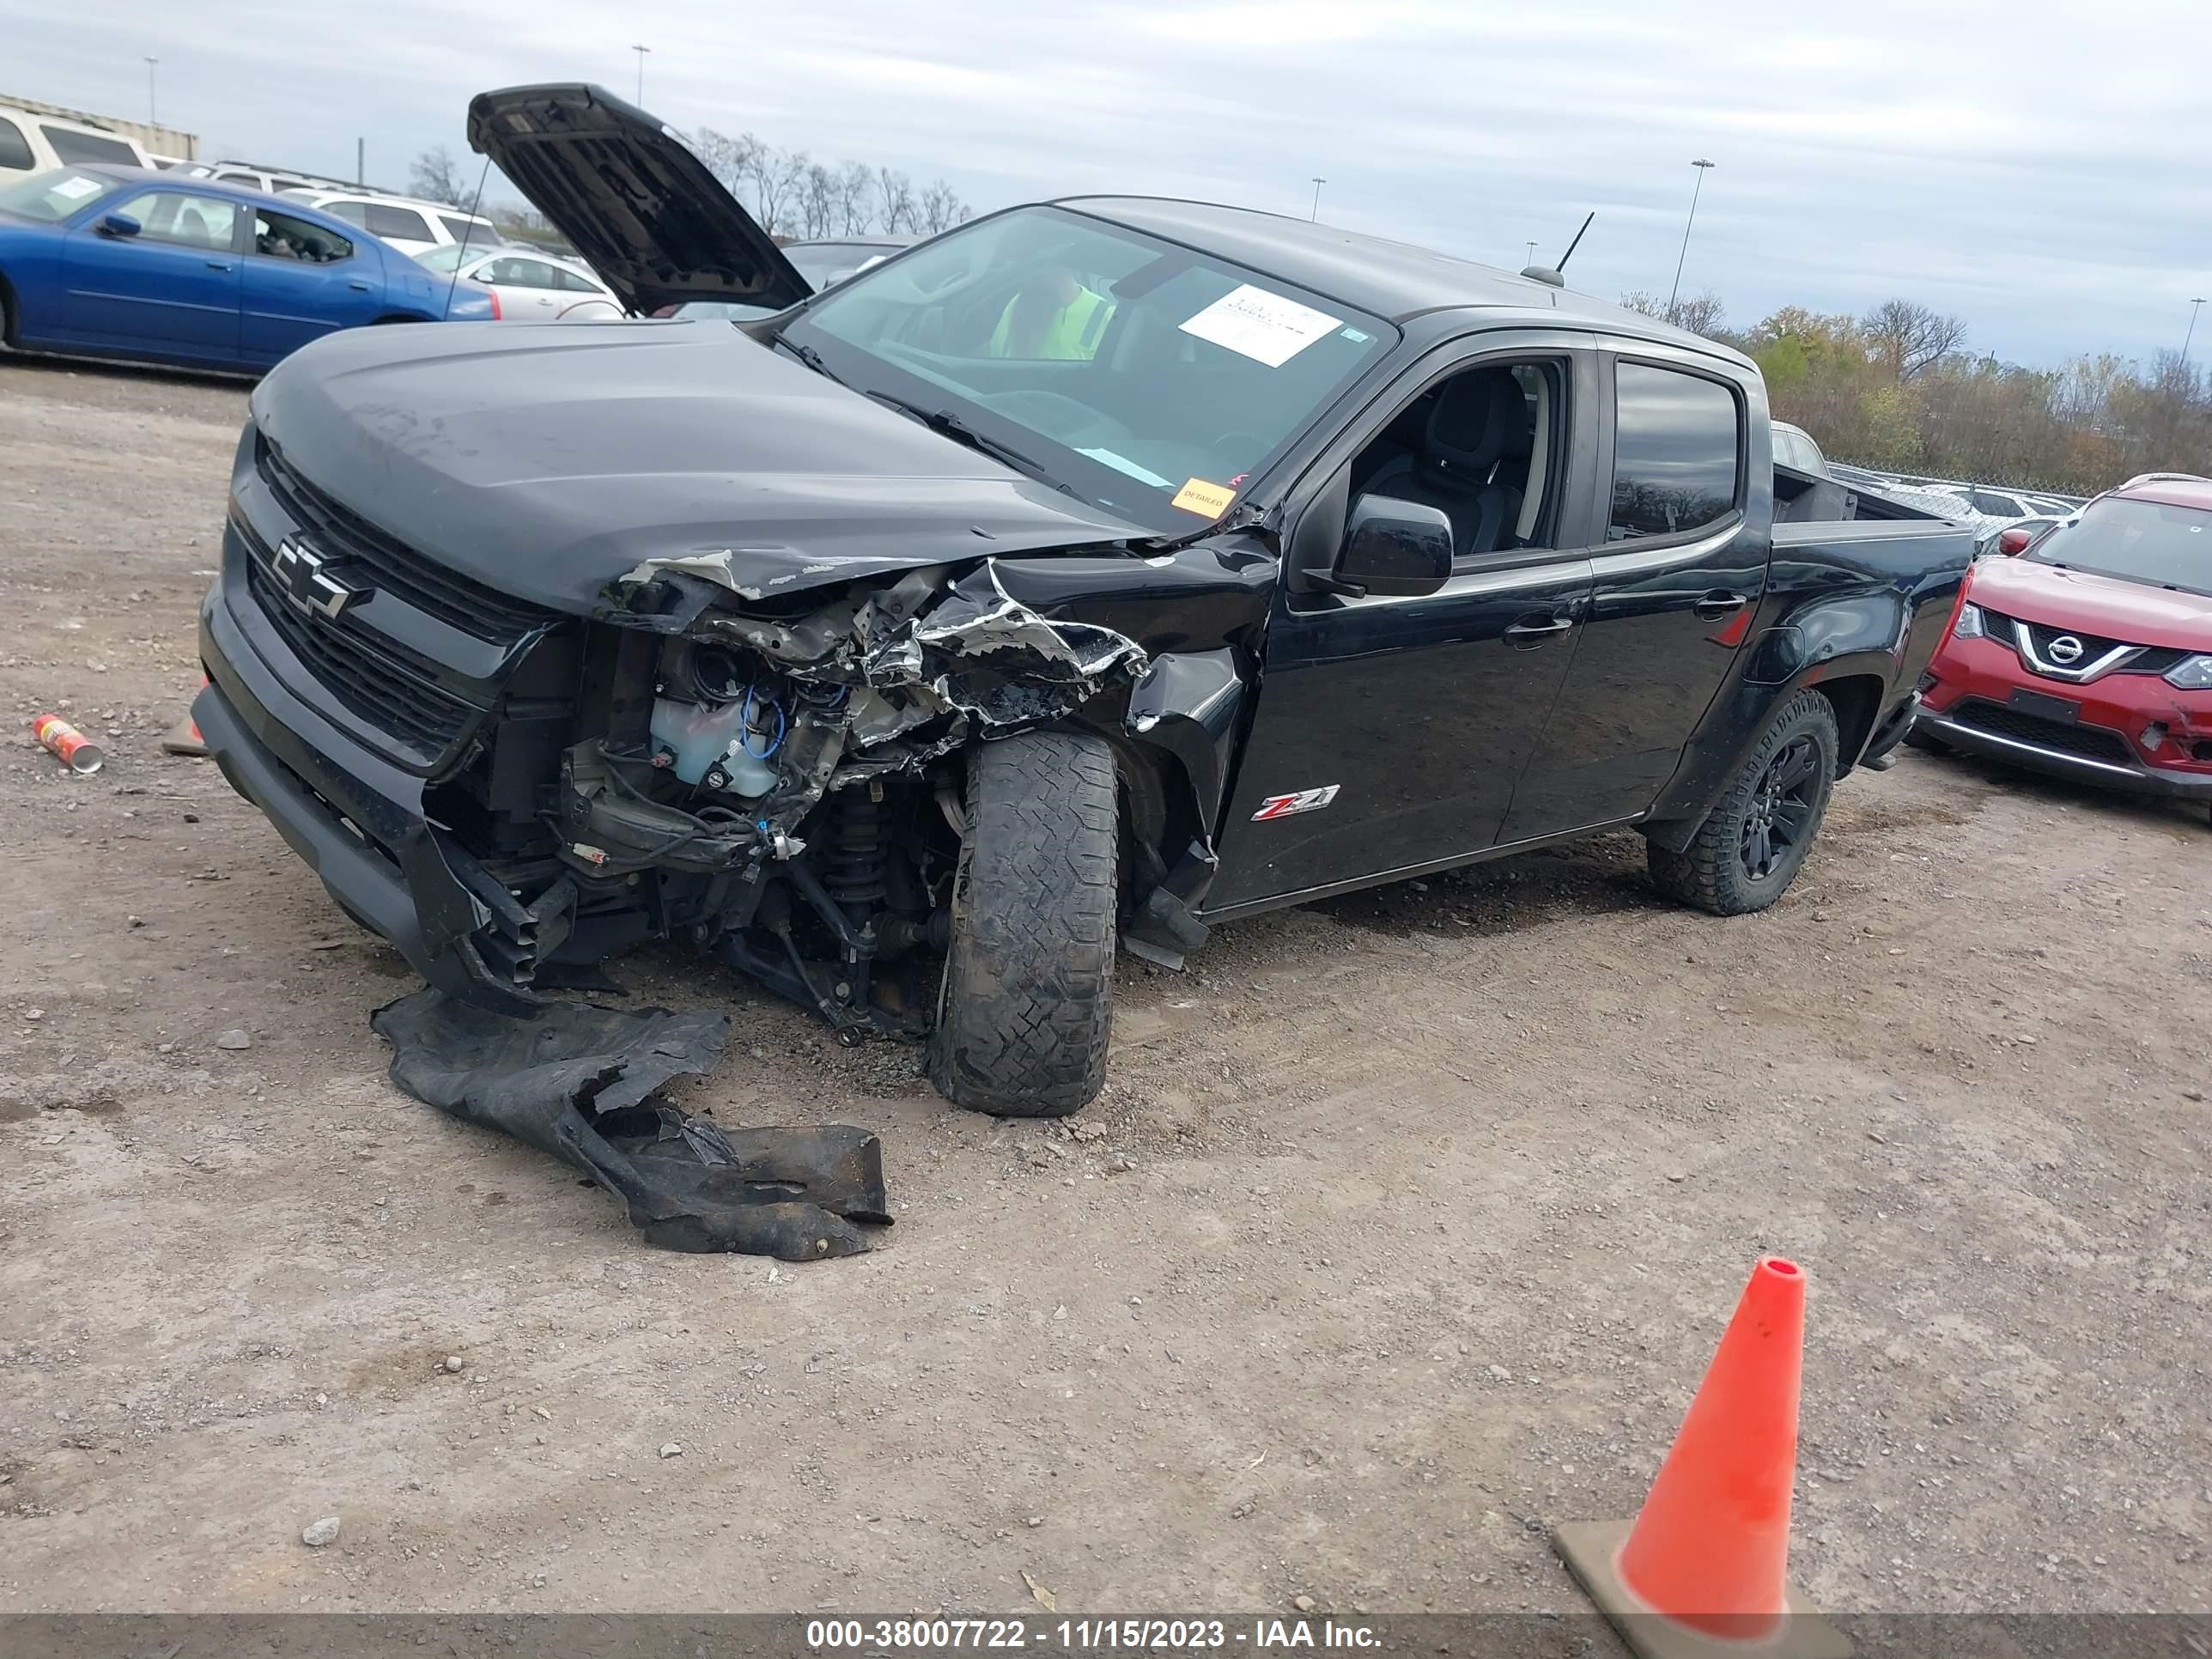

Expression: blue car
xmin=0 ymin=165 xmax=495 ymax=373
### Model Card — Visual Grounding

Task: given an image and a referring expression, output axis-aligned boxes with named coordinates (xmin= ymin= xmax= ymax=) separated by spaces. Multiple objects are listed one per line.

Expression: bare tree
xmin=918 ymin=179 xmax=968 ymax=234
xmin=836 ymin=161 xmax=875 ymax=236
xmin=1621 ymin=289 xmax=1728 ymax=338
xmin=746 ymin=146 xmax=807 ymax=236
xmin=799 ymin=162 xmax=837 ymax=240
xmin=875 ymin=167 xmax=915 ymax=234
xmin=1862 ymin=299 xmax=1967 ymax=383
xmin=690 ymin=128 xmax=761 ymax=205
xmin=409 ymin=146 xmax=465 ymax=206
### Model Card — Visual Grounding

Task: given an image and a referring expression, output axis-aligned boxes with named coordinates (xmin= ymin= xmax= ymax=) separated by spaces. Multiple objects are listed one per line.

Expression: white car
xmin=414 ymin=243 xmax=623 ymax=321
xmin=195 ymin=161 xmax=356 ymax=196
xmin=0 ymin=103 xmax=154 ymax=179
xmin=290 ymin=190 xmax=496 ymax=257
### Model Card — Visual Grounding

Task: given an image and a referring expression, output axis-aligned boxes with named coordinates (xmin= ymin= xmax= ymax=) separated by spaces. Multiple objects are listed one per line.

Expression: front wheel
xmin=1647 ymin=689 xmax=1838 ymax=915
xmin=927 ymin=730 xmax=1117 ymax=1117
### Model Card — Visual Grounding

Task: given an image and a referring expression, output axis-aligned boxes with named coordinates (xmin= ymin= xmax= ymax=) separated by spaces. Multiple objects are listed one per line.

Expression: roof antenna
xmin=1521 ymin=211 xmax=1592 ymax=289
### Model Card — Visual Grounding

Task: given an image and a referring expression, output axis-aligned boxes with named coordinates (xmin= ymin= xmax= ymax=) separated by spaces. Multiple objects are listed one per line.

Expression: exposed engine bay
xmin=434 ymin=561 xmax=1149 ymax=1034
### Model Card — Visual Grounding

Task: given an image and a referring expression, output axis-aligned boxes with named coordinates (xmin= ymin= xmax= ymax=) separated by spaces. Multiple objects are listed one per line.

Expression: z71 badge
xmin=1252 ymin=785 xmax=1340 ymax=821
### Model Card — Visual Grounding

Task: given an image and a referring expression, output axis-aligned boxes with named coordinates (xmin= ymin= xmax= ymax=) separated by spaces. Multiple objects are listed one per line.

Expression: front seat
xmin=1365 ymin=371 xmax=1526 ymax=559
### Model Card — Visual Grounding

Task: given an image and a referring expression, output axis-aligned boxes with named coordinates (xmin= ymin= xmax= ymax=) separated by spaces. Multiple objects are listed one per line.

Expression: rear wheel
xmin=927 ymin=730 xmax=1117 ymax=1117
xmin=1648 ymin=690 xmax=1838 ymax=915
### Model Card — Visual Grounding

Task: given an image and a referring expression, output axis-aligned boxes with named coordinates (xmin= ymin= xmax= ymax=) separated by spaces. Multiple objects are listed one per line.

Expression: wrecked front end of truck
xmin=533 ymin=554 xmax=1149 ymax=1035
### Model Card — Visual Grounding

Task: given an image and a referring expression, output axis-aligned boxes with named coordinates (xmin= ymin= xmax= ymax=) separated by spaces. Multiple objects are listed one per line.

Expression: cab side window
xmin=253 ymin=210 xmax=353 ymax=264
xmin=1347 ymin=360 xmax=1564 ymax=562
xmin=0 ymin=117 xmax=32 ymax=173
xmin=1608 ymin=363 xmax=1741 ymax=540
xmin=131 ymin=191 xmax=240 ymax=252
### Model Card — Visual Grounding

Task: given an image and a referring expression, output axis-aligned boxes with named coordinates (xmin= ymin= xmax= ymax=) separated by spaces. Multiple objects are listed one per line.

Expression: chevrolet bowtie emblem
xmin=271 ymin=535 xmax=370 ymax=621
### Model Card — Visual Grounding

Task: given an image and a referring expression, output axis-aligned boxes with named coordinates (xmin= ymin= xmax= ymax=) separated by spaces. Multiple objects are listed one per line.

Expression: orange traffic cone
xmin=1553 ymin=1256 xmax=1849 ymax=1659
xmin=162 ymin=677 xmax=210 ymax=758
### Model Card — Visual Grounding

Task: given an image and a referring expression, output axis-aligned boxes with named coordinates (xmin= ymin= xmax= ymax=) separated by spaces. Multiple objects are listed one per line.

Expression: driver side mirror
xmin=1313 ymin=495 xmax=1455 ymax=599
xmin=1996 ymin=526 xmax=2034 ymax=556
xmin=99 ymin=211 xmax=142 ymax=239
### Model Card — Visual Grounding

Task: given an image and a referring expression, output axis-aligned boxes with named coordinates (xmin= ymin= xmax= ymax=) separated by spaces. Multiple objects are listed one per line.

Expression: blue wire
xmin=738 ymin=686 xmax=785 ymax=758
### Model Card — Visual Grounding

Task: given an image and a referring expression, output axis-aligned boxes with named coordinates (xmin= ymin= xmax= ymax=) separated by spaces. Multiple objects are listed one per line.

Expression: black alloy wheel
xmin=1742 ymin=734 xmax=1821 ymax=881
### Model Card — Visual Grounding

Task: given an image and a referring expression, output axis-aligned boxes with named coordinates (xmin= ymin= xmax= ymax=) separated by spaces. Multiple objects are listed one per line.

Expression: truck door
xmin=1498 ymin=349 xmax=1770 ymax=841
xmin=1206 ymin=333 xmax=1604 ymax=912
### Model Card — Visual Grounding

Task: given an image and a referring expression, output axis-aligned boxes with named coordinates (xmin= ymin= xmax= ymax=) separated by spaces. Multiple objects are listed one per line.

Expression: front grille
xmin=257 ymin=437 xmax=556 ymax=643
xmin=1949 ymin=699 xmax=2136 ymax=765
xmin=246 ymin=556 xmax=480 ymax=759
xmin=1986 ymin=605 xmax=2191 ymax=677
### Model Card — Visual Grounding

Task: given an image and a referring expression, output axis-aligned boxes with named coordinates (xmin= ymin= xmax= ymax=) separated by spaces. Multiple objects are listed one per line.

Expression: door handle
xmin=204 ymin=260 xmax=232 ymax=271
xmin=1694 ymin=591 xmax=1749 ymax=621
xmin=1504 ymin=615 xmax=1576 ymax=647
xmin=348 ymin=278 xmax=372 ymax=291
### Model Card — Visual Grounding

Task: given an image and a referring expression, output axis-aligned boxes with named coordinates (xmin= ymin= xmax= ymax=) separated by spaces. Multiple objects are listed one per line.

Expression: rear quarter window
xmin=45 ymin=126 xmax=139 ymax=166
xmin=1608 ymin=362 xmax=1744 ymax=540
xmin=363 ymin=204 xmax=432 ymax=241
xmin=0 ymin=116 xmax=32 ymax=173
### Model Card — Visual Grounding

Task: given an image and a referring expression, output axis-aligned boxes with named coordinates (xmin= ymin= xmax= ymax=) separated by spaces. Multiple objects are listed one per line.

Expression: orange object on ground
xmin=1553 ymin=1255 xmax=1847 ymax=1659
xmin=162 ymin=676 xmax=210 ymax=757
xmin=1618 ymin=1255 xmax=1805 ymax=1638
xmin=161 ymin=714 xmax=207 ymax=757
xmin=33 ymin=714 xmax=105 ymax=774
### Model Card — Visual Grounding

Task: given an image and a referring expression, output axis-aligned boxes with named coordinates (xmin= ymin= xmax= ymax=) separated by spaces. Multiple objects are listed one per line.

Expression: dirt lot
xmin=1 ymin=356 xmax=2208 ymax=1619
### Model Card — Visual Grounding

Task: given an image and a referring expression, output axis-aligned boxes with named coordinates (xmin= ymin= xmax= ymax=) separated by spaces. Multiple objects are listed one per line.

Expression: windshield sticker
xmin=1171 ymin=477 xmax=1237 ymax=519
xmin=1179 ymin=284 xmax=1343 ymax=368
xmin=1078 ymin=447 xmax=1172 ymax=488
xmin=52 ymin=176 xmax=105 ymax=201
xmin=1340 ymin=326 xmax=1372 ymax=343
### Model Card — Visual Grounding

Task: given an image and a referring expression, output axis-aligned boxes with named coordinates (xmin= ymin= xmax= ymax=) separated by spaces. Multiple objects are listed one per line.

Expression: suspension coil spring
xmin=821 ymin=787 xmax=890 ymax=925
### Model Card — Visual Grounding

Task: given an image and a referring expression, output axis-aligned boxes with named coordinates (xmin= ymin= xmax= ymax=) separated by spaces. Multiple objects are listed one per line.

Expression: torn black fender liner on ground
xmin=370 ymin=988 xmax=891 ymax=1259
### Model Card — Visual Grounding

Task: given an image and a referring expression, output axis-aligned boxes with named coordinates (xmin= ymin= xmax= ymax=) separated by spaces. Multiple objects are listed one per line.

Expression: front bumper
xmin=1917 ymin=632 xmax=2212 ymax=802
xmin=197 ymin=583 xmax=542 ymax=1013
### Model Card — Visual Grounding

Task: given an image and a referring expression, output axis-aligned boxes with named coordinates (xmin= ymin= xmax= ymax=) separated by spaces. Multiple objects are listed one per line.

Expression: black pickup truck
xmin=194 ymin=85 xmax=1973 ymax=1118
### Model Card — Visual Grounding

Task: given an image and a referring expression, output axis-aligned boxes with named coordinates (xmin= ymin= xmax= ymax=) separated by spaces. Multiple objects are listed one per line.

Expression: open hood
xmin=465 ymin=82 xmax=810 ymax=317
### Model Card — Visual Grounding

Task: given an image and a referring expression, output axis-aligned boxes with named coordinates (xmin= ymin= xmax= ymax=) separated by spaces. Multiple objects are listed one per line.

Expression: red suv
xmin=1913 ymin=471 xmax=2212 ymax=823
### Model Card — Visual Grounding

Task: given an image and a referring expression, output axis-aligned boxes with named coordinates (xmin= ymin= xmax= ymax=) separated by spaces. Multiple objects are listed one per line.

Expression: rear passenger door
xmin=1499 ymin=349 xmax=1769 ymax=840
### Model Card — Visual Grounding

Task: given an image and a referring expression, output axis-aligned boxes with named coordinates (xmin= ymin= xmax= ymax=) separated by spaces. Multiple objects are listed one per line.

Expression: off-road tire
xmin=927 ymin=730 xmax=1116 ymax=1117
xmin=1647 ymin=689 xmax=1838 ymax=915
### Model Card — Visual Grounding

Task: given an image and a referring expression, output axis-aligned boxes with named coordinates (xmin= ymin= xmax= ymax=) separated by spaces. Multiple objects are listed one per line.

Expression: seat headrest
xmin=1425 ymin=372 xmax=1525 ymax=471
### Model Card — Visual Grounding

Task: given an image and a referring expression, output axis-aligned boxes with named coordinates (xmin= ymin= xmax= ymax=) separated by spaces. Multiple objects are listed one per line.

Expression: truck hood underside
xmin=249 ymin=320 xmax=1152 ymax=614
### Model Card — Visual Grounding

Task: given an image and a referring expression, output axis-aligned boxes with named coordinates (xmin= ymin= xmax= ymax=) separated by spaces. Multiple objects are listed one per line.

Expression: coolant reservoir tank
xmin=649 ymin=697 xmax=746 ymax=784
xmin=717 ymin=743 xmax=779 ymax=797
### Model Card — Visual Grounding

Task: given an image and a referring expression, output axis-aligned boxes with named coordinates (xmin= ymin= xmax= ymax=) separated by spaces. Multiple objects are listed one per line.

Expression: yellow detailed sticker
xmin=1171 ymin=477 xmax=1237 ymax=518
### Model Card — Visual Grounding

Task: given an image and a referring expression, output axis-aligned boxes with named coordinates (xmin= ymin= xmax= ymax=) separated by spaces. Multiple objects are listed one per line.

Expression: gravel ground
xmin=0 ymin=355 xmax=2207 ymax=1618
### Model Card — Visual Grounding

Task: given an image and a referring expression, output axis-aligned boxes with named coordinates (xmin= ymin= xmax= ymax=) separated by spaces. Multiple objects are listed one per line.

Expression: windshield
xmin=784 ymin=205 xmax=1396 ymax=535
xmin=414 ymin=244 xmax=469 ymax=273
xmin=0 ymin=167 xmax=114 ymax=222
xmin=2028 ymin=495 xmax=2212 ymax=595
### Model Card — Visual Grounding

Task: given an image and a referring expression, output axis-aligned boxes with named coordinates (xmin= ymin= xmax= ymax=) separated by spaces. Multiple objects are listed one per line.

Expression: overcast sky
xmin=9 ymin=0 xmax=2210 ymax=367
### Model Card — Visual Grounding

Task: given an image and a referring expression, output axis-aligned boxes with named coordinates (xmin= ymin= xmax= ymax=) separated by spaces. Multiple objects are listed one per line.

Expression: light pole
xmin=631 ymin=44 xmax=651 ymax=104
xmin=1309 ymin=177 xmax=1325 ymax=222
xmin=1667 ymin=157 xmax=1716 ymax=317
xmin=2185 ymin=297 xmax=2207 ymax=362
xmin=143 ymin=57 xmax=158 ymax=126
